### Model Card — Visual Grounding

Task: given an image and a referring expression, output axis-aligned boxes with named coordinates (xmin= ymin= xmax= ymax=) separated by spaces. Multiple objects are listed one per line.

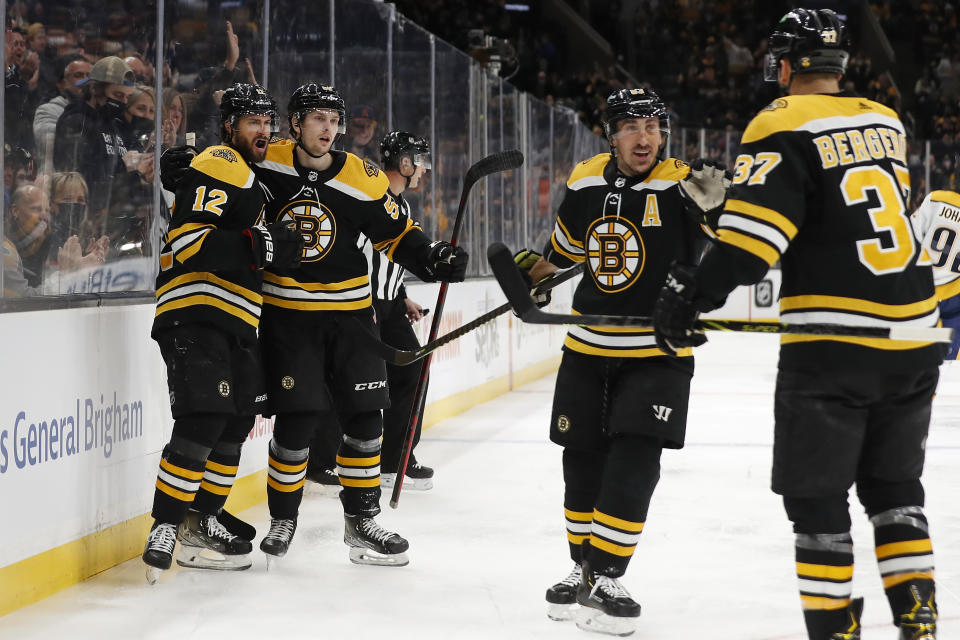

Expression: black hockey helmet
xmin=765 ymin=8 xmax=850 ymax=81
xmin=218 ymin=83 xmax=278 ymax=142
xmin=602 ymin=88 xmax=670 ymax=157
xmin=380 ymin=130 xmax=431 ymax=172
xmin=287 ymin=83 xmax=347 ymax=135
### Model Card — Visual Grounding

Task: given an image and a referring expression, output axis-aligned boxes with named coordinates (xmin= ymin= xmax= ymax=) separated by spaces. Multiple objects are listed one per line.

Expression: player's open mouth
xmin=254 ymin=139 xmax=268 ymax=150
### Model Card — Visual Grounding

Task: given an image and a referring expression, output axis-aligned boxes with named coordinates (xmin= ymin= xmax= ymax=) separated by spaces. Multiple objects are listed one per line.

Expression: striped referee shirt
xmin=360 ymin=192 xmax=410 ymax=301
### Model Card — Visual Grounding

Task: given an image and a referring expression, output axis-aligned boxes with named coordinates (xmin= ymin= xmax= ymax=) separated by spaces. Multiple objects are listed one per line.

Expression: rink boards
xmin=0 ymin=272 xmax=779 ymax=615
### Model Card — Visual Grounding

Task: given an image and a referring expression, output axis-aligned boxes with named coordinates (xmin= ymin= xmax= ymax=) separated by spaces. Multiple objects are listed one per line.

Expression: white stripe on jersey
xmin=780 ymin=308 xmax=940 ymax=328
xmin=567 ymin=325 xmax=657 ymax=348
xmin=256 ymin=159 xmax=299 ymax=177
xmin=261 ymin=281 xmax=371 ymax=303
xmin=568 ymin=175 xmax=607 ymax=191
xmin=718 ymin=213 xmax=791 ymax=254
xmin=797 ymin=111 xmax=905 ymax=136
xmin=552 ymin=221 xmax=585 ymax=257
xmin=630 ymin=178 xmax=680 ymax=192
xmin=157 ymin=282 xmax=263 ymax=316
xmin=326 ymin=178 xmax=376 ymax=201
xmin=361 ymin=197 xmax=409 ymax=300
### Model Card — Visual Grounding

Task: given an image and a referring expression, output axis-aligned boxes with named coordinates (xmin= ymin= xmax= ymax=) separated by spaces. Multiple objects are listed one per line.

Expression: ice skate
xmin=175 ymin=510 xmax=252 ymax=571
xmin=260 ymin=517 xmax=297 ymax=567
xmin=305 ymin=466 xmax=342 ymax=497
xmin=899 ymin=583 xmax=936 ymax=640
xmin=546 ymin=563 xmax=582 ymax=621
xmin=142 ymin=521 xmax=177 ymax=585
xmin=217 ymin=509 xmax=256 ymax=541
xmin=381 ymin=459 xmax=434 ymax=491
xmin=344 ymin=514 xmax=409 ymax=566
xmin=575 ymin=565 xmax=640 ymax=637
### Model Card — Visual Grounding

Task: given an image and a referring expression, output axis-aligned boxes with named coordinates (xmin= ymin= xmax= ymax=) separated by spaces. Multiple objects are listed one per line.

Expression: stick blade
xmin=487 ymin=242 xmax=537 ymax=320
xmin=465 ymin=150 xmax=524 ymax=185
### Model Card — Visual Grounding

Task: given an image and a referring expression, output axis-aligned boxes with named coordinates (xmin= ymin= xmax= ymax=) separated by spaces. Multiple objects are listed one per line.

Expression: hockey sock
xmin=587 ymin=436 xmax=661 ymax=577
xmin=191 ymin=415 xmax=253 ymax=515
xmin=794 ymin=532 xmax=855 ymax=638
xmin=266 ymin=438 xmax=309 ymax=519
xmin=869 ymin=506 xmax=936 ymax=623
xmin=562 ymin=447 xmax=604 ymax=564
xmin=338 ymin=411 xmax=382 ymax=518
xmin=152 ymin=436 xmax=213 ymax=525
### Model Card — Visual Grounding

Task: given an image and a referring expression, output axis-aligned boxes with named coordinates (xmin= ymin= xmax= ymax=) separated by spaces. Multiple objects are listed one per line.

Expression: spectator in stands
xmin=5 ymin=184 xmax=51 ymax=287
xmin=1 ymin=235 xmax=40 ymax=297
xmin=3 ymin=144 xmax=36 ymax=213
xmin=342 ymin=104 xmax=379 ymax=160
xmin=161 ymin=88 xmax=187 ymax=147
xmin=33 ymin=54 xmax=90 ymax=172
xmin=42 ymin=171 xmax=109 ymax=276
xmin=53 ymin=56 xmax=136 ymax=222
xmin=5 ymin=26 xmax=39 ymax=151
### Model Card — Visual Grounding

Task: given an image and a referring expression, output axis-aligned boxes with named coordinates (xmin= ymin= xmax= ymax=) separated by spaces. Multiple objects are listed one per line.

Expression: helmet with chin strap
xmin=765 ymin=8 xmax=850 ymax=81
xmin=602 ymin=88 xmax=670 ymax=159
xmin=287 ymin=83 xmax=346 ymax=135
xmin=218 ymin=83 xmax=278 ymax=143
xmin=380 ymin=130 xmax=431 ymax=189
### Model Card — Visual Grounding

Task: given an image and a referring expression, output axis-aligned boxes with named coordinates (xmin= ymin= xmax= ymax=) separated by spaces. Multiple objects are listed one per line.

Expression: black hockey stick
xmin=391 ymin=150 xmax=525 ymax=508
xmin=488 ymin=242 xmax=953 ymax=343
xmin=351 ymin=264 xmax=583 ymax=366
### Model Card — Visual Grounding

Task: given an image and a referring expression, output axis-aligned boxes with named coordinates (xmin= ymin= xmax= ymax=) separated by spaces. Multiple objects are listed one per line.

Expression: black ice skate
xmin=305 ymin=466 xmax=342 ymax=497
xmin=142 ymin=521 xmax=177 ymax=585
xmin=176 ymin=510 xmax=252 ymax=571
xmin=899 ymin=583 xmax=936 ymax=640
xmin=829 ymin=597 xmax=863 ymax=640
xmin=576 ymin=564 xmax=641 ymax=637
xmin=381 ymin=458 xmax=434 ymax=491
xmin=545 ymin=563 xmax=582 ymax=621
xmin=343 ymin=514 xmax=409 ymax=566
xmin=260 ymin=517 xmax=297 ymax=567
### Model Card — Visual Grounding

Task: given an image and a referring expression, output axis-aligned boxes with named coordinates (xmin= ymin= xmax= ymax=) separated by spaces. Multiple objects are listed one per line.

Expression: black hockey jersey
xmin=543 ymin=153 xmax=703 ymax=359
xmin=254 ymin=141 xmax=430 ymax=312
xmin=703 ymin=92 xmax=941 ymax=371
xmin=153 ymin=145 xmax=266 ymax=341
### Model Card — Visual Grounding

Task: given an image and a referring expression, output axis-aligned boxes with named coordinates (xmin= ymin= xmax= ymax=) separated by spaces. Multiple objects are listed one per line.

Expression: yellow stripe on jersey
xmin=800 ymin=595 xmax=852 ymax=611
xmin=742 ymin=94 xmax=899 ymax=145
xmin=781 ymin=335 xmax=934 ymax=350
xmin=336 ymin=153 xmax=391 ymax=200
xmin=191 ymin=145 xmax=255 ymax=188
xmin=551 ymin=235 xmax=584 ymax=263
xmin=155 ymin=294 xmax=259 ymax=328
xmin=264 ymin=139 xmax=295 ymax=166
xmin=646 ymin=157 xmax=690 ymax=183
xmin=875 ymin=539 xmax=933 ymax=560
xmin=261 ymin=295 xmax=372 ymax=311
xmin=563 ymin=336 xmax=691 ymax=358
xmin=796 ymin=562 xmax=854 ymax=581
xmin=375 ymin=218 xmax=419 ymax=260
xmin=930 ymin=190 xmax=960 ymax=209
xmin=263 ymin=272 xmax=369 ymax=291
xmin=166 ymin=222 xmax=215 ymax=243
xmin=781 ymin=294 xmax=939 ymax=318
xmin=156 ymin=272 xmax=263 ymax=305
xmin=566 ymin=154 xmax=610 ymax=187
xmin=557 ymin=217 xmax=584 ymax=248
xmin=716 ymin=229 xmax=782 ymax=266
xmin=724 ymin=199 xmax=799 ymax=239
xmin=936 ymin=277 xmax=960 ymax=302
xmin=882 ymin=571 xmax=934 ymax=589
xmin=593 ymin=510 xmax=645 ymax=533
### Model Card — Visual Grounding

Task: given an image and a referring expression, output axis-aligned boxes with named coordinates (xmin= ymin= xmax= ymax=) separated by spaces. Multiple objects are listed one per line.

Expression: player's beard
xmin=233 ymin=133 xmax=269 ymax=164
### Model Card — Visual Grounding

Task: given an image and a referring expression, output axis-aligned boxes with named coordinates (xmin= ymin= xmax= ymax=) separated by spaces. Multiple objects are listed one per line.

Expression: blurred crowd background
xmin=2 ymin=0 xmax=957 ymax=301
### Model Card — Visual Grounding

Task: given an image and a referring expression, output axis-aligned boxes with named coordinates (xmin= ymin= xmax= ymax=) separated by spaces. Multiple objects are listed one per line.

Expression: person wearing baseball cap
xmin=343 ymin=103 xmax=379 ymax=159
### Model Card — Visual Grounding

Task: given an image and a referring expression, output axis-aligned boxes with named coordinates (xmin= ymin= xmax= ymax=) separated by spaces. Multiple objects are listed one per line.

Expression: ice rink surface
xmin=2 ymin=333 xmax=959 ymax=639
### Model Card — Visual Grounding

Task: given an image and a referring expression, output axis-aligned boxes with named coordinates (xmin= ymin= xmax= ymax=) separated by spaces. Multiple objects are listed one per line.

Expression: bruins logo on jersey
xmin=211 ymin=148 xmax=238 ymax=163
xmin=363 ymin=159 xmax=380 ymax=178
xmin=279 ymin=199 xmax=336 ymax=262
xmin=585 ymin=217 xmax=644 ymax=292
xmin=761 ymin=98 xmax=788 ymax=113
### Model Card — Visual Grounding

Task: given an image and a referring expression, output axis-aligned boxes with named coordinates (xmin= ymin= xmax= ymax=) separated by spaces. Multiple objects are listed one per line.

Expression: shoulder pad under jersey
xmin=190 ymin=145 xmax=255 ymax=189
xmin=567 ymin=153 xmax=611 ymax=190
xmin=328 ymin=152 xmax=390 ymax=201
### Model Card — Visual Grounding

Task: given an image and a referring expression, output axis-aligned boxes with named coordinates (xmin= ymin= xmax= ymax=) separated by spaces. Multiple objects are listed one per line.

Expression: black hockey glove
xmin=244 ymin=221 xmax=304 ymax=270
xmin=419 ymin=240 xmax=468 ymax=282
xmin=679 ymin=159 xmax=732 ymax=218
xmin=514 ymin=248 xmax=551 ymax=308
xmin=653 ymin=262 xmax=708 ymax=357
xmin=159 ymin=145 xmax=198 ymax=193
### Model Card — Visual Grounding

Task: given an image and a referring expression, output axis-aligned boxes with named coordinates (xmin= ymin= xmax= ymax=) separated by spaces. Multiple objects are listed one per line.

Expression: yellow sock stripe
xmin=882 ymin=571 xmax=935 ymax=589
xmin=796 ymin=562 xmax=854 ymax=581
xmin=199 ymin=480 xmax=232 ymax=495
xmin=267 ymin=476 xmax=305 ymax=492
xmin=875 ymin=539 xmax=933 ymax=560
xmin=336 ymin=454 xmax=381 ymax=467
xmin=205 ymin=460 xmax=239 ymax=475
xmin=800 ymin=595 xmax=852 ymax=610
xmin=269 ymin=457 xmax=308 ymax=474
xmin=156 ymin=479 xmax=197 ymax=502
xmin=159 ymin=458 xmax=204 ymax=481
xmin=564 ymin=508 xmax=592 ymax=523
xmin=338 ymin=477 xmax=380 ymax=488
xmin=588 ymin=534 xmax=636 ymax=557
xmin=592 ymin=510 xmax=644 ymax=533
xmin=567 ymin=533 xmax=589 ymax=544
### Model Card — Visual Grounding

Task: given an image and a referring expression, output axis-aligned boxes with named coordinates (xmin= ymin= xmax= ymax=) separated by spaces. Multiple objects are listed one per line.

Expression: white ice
xmin=2 ymin=333 xmax=959 ymax=639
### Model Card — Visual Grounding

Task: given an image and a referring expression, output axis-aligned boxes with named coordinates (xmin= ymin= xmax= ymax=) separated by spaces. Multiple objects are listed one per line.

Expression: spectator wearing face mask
xmin=33 ymin=54 xmax=90 ymax=172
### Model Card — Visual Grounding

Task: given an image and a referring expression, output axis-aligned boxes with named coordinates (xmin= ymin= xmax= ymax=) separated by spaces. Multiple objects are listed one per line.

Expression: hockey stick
xmin=391 ymin=150 xmax=525 ymax=508
xmin=487 ymin=242 xmax=954 ymax=343
xmin=351 ymin=264 xmax=583 ymax=366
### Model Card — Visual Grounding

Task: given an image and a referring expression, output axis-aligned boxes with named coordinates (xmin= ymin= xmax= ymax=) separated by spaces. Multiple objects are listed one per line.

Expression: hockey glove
xmin=653 ymin=262 xmax=708 ymax=356
xmin=678 ymin=159 xmax=732 ymax=216
xmin=419 ymin=241 xmax=468 ymax=282
xmin=244 ymin=221 xmax=304 ymax=270
xmin=159 ymin=145 xmax=198 ymax=193
xmin=514 ymin=248 xmax=551 ymax=308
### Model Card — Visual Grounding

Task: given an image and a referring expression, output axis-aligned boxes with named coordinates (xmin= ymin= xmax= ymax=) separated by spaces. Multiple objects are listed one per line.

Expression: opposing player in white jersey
xmin=913 ymin=189 xmax=960 ymax=360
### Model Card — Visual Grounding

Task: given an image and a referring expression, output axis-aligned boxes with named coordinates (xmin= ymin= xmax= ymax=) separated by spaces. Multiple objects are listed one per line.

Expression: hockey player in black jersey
xmin=142 ymin=84 xmax=303 ymax=583
xmin=252 ymin=84 xmax=466 ymax=566
xmin=654 ymin=9 xmax=940 ymax=640
xmin=516 ymin=88 xmax=728 ymax=635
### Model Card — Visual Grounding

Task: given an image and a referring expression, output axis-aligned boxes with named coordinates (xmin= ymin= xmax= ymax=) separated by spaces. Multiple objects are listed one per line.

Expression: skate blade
xmin=575 ymin=608 xmax=637 ymax=637
xmin=145 ymin=566 xmax=163 ymax=585
xmin=547 ymin=602 xmax=578 ymax=621
xmin=348 ymin=546 xmax=409 ymax=567
xmin=175 ymin=545 xmax=252 ymax=571
xmin=381 ymin=474 xmax=433 ymax=491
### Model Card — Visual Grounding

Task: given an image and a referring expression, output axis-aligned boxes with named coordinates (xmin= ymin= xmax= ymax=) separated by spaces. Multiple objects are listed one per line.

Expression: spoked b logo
xmin=585 ymin=216 xmax=644 ymax=292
